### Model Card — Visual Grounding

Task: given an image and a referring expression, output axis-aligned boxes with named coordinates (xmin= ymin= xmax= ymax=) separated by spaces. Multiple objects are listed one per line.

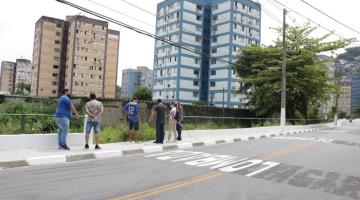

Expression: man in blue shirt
xmin=55 ymin=89 xmax=79 ymax=150
xmin=123 ymin=98 xmax=140 ymax=143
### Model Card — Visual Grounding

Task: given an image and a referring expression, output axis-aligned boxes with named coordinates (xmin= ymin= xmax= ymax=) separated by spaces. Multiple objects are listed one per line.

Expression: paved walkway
xmin=0 ymin=121 xmax=344 ymax=169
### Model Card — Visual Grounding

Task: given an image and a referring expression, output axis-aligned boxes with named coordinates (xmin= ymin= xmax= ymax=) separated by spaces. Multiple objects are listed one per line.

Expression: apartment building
xmin=351 ymin=76 xmax=360 ymax=111
xmin=0 ymin=61 xmax=16 ymax=94
xmin=15 ymin=59 xmax=32 ymax=86
xmin=121 ymin=66 xmax=153 ymax=98
xmin=153 ymin=0 xmax=261 ymax=108
xmin=31 ymin=15 xmax=120 ymax=98
xmin=31 ymin=16 xmax=68 ymax=97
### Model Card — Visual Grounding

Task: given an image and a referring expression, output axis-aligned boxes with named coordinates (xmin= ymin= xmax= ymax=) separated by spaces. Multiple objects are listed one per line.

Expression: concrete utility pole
xmin=280 ymin=9 xmax=287 ymax=132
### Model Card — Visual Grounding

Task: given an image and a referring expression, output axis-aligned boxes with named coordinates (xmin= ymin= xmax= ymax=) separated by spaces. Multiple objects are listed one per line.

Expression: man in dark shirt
xmin=149 ymin=98 xmax=167 ymax=144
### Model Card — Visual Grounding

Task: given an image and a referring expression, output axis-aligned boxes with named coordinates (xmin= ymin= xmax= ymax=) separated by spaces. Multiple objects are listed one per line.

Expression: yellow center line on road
xmin=110 ymin=141 xmax=318 ymax=200
xmin=111 ymin=171 xmax=223 ymax=200
xmin=260 ymin=141 xmax=317 ymax=161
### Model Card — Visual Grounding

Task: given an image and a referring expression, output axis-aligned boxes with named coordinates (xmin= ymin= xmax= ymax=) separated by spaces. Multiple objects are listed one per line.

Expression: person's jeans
xmin=176 ymin=120 xmax=182 ymax=140
xmin=56 ymin=117 xmax=69 ymax=146
xmin=156 ymin=121 xmax=165 ymax=143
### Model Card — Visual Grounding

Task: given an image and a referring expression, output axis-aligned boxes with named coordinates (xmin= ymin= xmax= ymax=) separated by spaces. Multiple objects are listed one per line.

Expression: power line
xmin=85 ymin=0 xmax=154 ymax=29
xmin=55 ymin=0 xmax=240 ymax=68
xmin=271 ymin=0 xmax=345 ymax=39
xmin=87 ymin=0 xmax=240 ymax=61
xmin=120 ymin=0 xmax=156 ymax=17
xmin=299 ymin=0 xmax=360 ymax=36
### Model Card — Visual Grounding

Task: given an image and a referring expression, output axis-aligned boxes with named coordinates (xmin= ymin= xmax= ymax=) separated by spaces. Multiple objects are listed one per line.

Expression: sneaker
xmin=61 ymin=144 xmax=70 ymax=150
xmin=95 ymin=145 xmax=101 ymax=150
xmin=85 ymin=144 xmax=89 ymax=149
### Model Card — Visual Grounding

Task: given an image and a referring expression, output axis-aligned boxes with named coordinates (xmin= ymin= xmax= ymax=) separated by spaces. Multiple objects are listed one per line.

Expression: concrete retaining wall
xmin=0 ymin=120 xmax=344 ymax=150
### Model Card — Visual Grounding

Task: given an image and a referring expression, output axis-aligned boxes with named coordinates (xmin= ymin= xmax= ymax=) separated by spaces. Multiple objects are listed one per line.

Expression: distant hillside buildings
xmin=0 ymin=59 xmax=32 ymax=95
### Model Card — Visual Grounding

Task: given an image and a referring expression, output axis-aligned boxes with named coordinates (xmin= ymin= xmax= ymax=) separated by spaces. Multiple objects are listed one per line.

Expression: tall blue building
xmin=153 ymin=0 xmax=261 ymax=108
xmin=351 ymin=76 xmax=360 ymax=111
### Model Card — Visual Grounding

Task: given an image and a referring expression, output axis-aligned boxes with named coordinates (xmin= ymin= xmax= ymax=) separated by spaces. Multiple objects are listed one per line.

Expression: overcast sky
xmin=0 ymin=0 xmax=359 ymax=86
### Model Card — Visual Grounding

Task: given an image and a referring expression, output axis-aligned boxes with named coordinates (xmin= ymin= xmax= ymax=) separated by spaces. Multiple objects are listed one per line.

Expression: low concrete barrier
xmin=0 ymin=133 xmax=88 ymax=150
xmin=0 ymin=120 xmax=345 ymax=150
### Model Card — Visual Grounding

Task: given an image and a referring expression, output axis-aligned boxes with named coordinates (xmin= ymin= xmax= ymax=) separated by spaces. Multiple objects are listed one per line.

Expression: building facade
xmin=31 ymin=15 xmax=120 ymax=98
xmin=153 ymin=0 xmax=261 ymax=107
xmin=351 ymin=76 xmax=360 ymax=111
xmin=121 ymin=66 xmax=153 ymax=98
xmin=0 ymin=61 xmax=16 ymax=94
xmin=15 ymin=59 xmax=32 ymax=87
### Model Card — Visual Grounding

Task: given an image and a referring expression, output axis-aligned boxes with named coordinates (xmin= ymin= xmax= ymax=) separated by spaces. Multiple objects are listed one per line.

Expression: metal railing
xmin=0 ymin=113 xmax=85 ymax=134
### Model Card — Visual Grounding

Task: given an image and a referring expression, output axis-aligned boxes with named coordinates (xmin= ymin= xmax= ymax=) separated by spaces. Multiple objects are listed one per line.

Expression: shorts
xmin=86 ymin=120 xmax=100 ymax=134
xmin=128 ymin=119 xmax=139 ymax=131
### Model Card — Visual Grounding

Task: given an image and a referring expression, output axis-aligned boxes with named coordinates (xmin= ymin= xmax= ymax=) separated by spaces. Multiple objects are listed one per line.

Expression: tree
xmin=13 ymin=82 xmax=31 ymax=95
xmin=234 ymin=23 xmax=352 ymax=120
xmin=134 ymin=86 xmax=152 ymax=101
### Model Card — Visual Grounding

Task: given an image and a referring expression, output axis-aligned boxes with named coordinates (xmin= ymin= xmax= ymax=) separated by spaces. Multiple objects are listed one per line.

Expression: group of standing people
xmin=55 ymin=89 xmax=183 ymax=150
xmin=125 ymin=98 xmax=183 ymax=144
xmin=55 ymin=89 xmax=103 ymax=150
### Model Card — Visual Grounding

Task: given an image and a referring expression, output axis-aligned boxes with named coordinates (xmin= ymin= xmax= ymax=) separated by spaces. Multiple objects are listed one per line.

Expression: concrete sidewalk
xmin=0 ymin=123 xmax=337 ymax=169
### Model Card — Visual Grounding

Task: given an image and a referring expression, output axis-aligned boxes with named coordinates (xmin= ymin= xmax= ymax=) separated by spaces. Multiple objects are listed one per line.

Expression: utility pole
xmin=280 ymin=9 xmax=287 ymax=132
xmin=222 ymin=87 xmax=225 ymax=117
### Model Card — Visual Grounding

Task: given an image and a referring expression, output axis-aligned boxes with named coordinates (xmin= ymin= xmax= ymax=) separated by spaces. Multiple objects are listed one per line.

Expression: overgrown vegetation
xmin=0 ymin=100 xmax=83 ymax=134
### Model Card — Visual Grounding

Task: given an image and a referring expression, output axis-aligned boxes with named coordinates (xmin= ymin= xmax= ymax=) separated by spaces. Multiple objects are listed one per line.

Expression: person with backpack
xmin=123 ymin=98 xmax=140 ymax=143
xmin=175 ymin=102 xmax=183 ymax=141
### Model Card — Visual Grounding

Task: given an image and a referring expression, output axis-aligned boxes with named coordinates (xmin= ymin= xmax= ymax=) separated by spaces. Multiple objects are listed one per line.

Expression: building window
xmin=193 ymin=81 xmax=199 ymax=86
xmin=52 ymin=90 xmax=57 ymax=94
xmin=234 ymin=35 xmax=237 ymax=40
xmin=212 ymin=26 xmax=218 ymax=32
xmin=211 ymin=70 xmax=216 ymax=75
xmin=196 ymin=25 xmax=201 ymax=32
xmin=212 ymin=37 xmax=218 ymax=43
xmin=195 ymin=58 xmax=199 ymax=64
xmin=55 ymin=40 xmax=61 ymax=44
xmin=210 ymin=82 xmax=216 ymax=87
xmin=212 ymin=15 xmax=218 ymax=21
xmin=53 ymin=56 xmax=60 ymax=61
xmin=52 ymin=73 xmax=58 ymax=77
xmin=56 ymin=32 xmax=61 ymax=36
xmin=56 ymin=23 xmax=62 ymax=28
xmin=196 ymin=5 xmax=202 ymax=10
xmin=52 ymin=81 xmax=57 ymax=86
xmin=211 ymin=59 xmax=217 ymax=64
xmin=99 ymin=76 xmax=102 ymax=79
xmin=233 ymin=46 xmax=237 ymax=51
xmin=195 ymin=36 xmax=201 ymax=42
xmin=212 ymin=5 xmax=218 ymax=10
xmin=194 ymin=70 xmax=199 ymax=75
xmin=193 ymin=91 xmax=199 ymax=97
xmin=196 ymin=15 xmax=202 ymax=21
xmin=53 ymin=65 xmax=59 ymax=69
xmin=242 ymin=26 xmax=245 ymax=31
xmin=212 ymin=48 xmax=217 ymax=53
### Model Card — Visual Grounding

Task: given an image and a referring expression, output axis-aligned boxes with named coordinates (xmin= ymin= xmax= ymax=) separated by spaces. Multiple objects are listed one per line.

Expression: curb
xmin=0 ymin=127 xmax=333 ymax=169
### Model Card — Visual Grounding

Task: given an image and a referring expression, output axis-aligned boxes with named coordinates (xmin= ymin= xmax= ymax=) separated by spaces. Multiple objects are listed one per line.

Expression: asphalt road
xmin=1 ymin=121 xmax=360 ymax=200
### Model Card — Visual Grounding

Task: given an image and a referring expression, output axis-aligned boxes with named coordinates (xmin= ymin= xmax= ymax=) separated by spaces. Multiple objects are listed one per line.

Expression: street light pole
xmin=222 ymin=87 xmax=225 ymax=117
xmin=280 ymin=9 xmax=287 ymax=132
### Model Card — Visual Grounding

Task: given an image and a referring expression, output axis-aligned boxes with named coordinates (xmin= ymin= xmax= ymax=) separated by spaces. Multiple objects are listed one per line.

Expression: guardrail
xmin=0 ymin=113 xmax=330 ymax=135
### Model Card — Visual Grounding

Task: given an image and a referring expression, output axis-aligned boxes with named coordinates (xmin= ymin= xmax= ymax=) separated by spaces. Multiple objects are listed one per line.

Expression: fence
xmin=0 ymin=113 xmax=330 ymax=135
